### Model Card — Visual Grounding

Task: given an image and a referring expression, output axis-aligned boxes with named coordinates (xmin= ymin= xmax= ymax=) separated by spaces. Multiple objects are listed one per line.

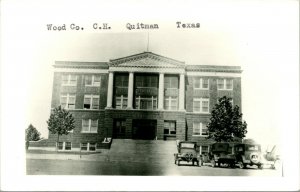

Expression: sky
xmin=1 ymin=0 xmax=299 ymax=190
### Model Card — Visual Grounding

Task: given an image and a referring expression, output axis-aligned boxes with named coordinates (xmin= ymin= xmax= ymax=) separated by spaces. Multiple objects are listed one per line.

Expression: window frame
xmin=200 ymin=145 xmax=210 ymax=154
xmin=135 ymin=96 xmax=157 ymax=110
xmin=62 ymin=74 xmax=77 ymax=86
xmin=194 ymin=78 xmax=209 ymax=90
xmin=115 ymin=95 xmax=128 ymax=109
xmin=193 ymin=98 xmax=210 ymax=113
xmin=83 ymin=95 xmax=100 ymax=109
xmin=57 ymin=142 xmax=72 ymax=151
xmin=135 ymin=75 xmax=158 ymax=88
xmin=164 ymin=76 xmax=179 ymax=89
xmin=80 ymin=143 xmax=97 ymax=152
xmin=164 ymin=96 xmax=178 ymax=111
xmin=163 ymin=121 xmax=176 ymax=135
xmin=193 ymin=122 xmax=208 ymax=137
xmin=85 ymin=75 xmax=101 ymax=87
xmin=81 ymin=119 xmax=98 ymax=133
xmin=60 ymin=94 xmax=76 ymax=109
xmin=217 ymin=79 xmax=233 ymax=90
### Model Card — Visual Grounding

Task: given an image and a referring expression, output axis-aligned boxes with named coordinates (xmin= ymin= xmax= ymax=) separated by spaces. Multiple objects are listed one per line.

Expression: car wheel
xmin=177 ymin=160 xmax=180 ymax=166
xmin=238 ymin=161 xmax=245 ymax=169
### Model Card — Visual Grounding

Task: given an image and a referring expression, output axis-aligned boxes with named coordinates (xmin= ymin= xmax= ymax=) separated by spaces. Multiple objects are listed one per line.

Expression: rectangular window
xmin=116 ymin=95 xmax=128 ymax=109
xmin=90 ymin=120 xmax=98 ymax=133
xmin=60 ymin=94 xmax=76 ymax=109
xmin=135 ymin=96 xmax=157 ymax=110
xmin=217 ymin=79 xmax=225 ymax=90
xmin=57 ymin=142 xmax=64 ymax=150
xmin=194 ymin=78 xmax=209 ymax=89
xmin=65 ymin=142 xmax=72 ymax=150
xmin=201 ymin=123 xmax=208 ymax=136
xmin=62 ymin=74 xmax=77 ymax=86
xmin=193 ymin=98 xmax=209 ymax=113
xmin=164 ymin=76 xmax=179 ymax=89
xmin=81 ymin=119 xmax=98 ymax=133
xmin=83 ymin=95 xmax=99 ymax=109
xmin=85 ymin=75 xmax=101 ymax=86
xmin=89 ymin=143 xmax=96 ymax=151
xmin=135 ymin=75 xmax=158 ymax=88
xmin=226 ymin=79 xmax=233 ymax=90
xmin=57 ymin=142 xmax=72 ymax=151
xmin=81 ymin=143 xmax=88 ymax=151
xmin=164 ymin=121 xmax=176 ymax=135
xmin=201 ymin=145 xmax=209 ymax=154
xmin=193 ymin=122 xmax=201 ymax=136
xmin=115 ymin=74 xmax=129 ymax=87
xmin=193 ymin=122 xmax=208 ymax=136
xmin=217 ymin=79 xmax=233 ymax=90
xmin=164 ymin=97 xmax=178 ymax=110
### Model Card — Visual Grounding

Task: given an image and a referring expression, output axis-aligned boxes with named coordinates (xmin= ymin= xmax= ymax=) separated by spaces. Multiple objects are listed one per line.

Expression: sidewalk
xmin=26 ymin=150 xmax=176 ymax=164
xmin=26 ymin=149 xmax=111 ymax=162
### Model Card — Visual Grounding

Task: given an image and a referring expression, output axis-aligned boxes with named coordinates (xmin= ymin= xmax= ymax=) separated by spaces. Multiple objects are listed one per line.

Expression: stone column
xmin=106 ymin=72 xmax=114 ymax=108
xmin=179 ymin=73 xmax=185 ymax=110
xmin=158 ymin=73 xmax=164 ymax=110
xmin=127 ymin=72 xmax=134 ymax=109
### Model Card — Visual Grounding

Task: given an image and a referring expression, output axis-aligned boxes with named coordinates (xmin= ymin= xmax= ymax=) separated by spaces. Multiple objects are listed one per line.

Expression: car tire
xmin=238 ymin=161 xmax=245 ymax=169
xmin=177 ymin=160 xmax=180 ymax=166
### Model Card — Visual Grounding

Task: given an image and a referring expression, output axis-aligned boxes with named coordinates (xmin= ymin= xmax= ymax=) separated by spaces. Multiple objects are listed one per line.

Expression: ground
xmin=26 ymin=140 xmax=282 ymax=176
xmin=26 ymin=152 xmax=282 ymax=176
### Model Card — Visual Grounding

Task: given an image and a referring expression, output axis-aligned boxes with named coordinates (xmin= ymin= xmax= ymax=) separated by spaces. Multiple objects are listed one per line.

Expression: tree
xmin=206 ymin=96 xmax=247 ymax=142
xmin=25 ymin=124 xmax=41 ymax=150
xmin=47 ymin=106 xmax=75 ymax=151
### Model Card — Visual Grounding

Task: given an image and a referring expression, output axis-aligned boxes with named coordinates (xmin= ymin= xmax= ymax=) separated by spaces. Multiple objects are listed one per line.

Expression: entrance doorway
xmin=132 ymin=119 xmax=157 ymax=140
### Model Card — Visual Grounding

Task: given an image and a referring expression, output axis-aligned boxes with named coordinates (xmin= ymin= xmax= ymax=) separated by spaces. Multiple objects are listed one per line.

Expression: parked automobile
xmin=208 ymin=142 xmax=236 ymax=168
xmin=234 ymin=143 xmax=263 ymax=169
xmin=174 ymin=141 xmax=201 ymax=166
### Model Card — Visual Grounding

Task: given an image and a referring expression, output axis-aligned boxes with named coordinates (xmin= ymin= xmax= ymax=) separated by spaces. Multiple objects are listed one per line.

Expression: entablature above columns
xmin=109 ymin=66 xmax=185 ymax=74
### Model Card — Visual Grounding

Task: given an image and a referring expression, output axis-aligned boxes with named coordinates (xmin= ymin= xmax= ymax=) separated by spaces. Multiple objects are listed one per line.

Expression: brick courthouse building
xmin=33 ymin=52 xmax=242 ymax=153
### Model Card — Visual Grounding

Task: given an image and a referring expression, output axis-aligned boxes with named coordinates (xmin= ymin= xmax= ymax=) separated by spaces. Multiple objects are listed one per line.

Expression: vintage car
xmin=174 ymin=141 xmax=201 ymax=166
xmin=208 ymin=142 xmax=236 ymax=168
xmin=234 ymin=143 xmax=263 ymax=169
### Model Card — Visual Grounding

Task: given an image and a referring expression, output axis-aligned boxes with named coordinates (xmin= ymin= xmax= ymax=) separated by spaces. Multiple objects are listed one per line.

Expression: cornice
xmin=54 ymin=61 xmax=109 ymax=69
xmin=186 ymin=65 xmax=242 ymax=73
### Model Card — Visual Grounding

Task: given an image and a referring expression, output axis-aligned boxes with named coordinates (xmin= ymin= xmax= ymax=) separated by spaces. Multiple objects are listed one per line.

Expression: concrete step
xmin=109 ymin=139 xmax=178 ymax=156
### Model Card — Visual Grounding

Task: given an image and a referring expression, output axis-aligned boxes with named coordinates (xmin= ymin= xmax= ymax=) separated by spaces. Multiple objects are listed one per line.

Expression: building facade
xmin=36 ymin=52 xmax=242 ymax=153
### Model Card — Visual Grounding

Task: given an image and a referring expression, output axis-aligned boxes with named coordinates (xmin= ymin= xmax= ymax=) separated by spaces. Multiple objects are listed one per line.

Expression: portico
xmin=106 ymin=52 xmax=186 ymax=111
xmin=104 ymin=52 xmax=187 ymax=140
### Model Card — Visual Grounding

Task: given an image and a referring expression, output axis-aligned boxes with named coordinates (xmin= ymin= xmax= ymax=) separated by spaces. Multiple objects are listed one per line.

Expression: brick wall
xmin=42 ymin=69 xmax=242 ymax=151
xmin=51 ymin=72 xmax=108 ymax=110
xmin=104 ymin=110 xmax=186 ymax=140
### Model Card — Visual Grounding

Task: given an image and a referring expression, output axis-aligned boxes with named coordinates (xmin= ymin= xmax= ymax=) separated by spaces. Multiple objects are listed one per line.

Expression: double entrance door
xmin=132 ymin=119 xmax=157 ymax=140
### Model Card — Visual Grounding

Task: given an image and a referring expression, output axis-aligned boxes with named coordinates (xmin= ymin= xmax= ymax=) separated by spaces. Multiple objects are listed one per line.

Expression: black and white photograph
xmin=1 ymin=0 xmax=299 ymax=191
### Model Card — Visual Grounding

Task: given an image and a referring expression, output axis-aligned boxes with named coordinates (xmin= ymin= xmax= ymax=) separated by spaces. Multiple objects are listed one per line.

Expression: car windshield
xmin=181 ymin=143 xmax=195 ymax=148
xmin=246 ymin=145 xmax=260 ymax=151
